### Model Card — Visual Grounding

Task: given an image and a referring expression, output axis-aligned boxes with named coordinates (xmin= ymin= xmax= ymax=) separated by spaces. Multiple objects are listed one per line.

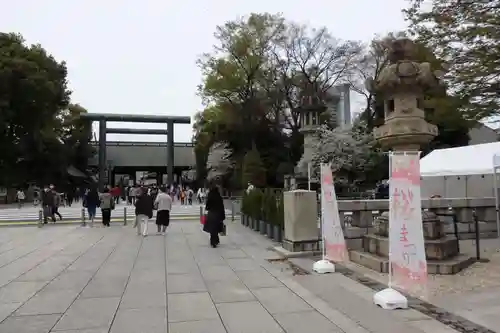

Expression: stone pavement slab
xmin=0 ymin=221 xmax=463 ymax=333
xmin=431 ymin=287 xmax=500 ymax=332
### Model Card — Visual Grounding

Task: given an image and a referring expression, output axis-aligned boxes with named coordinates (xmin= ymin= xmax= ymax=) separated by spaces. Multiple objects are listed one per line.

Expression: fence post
xmin=473 ymin=208 xmax=490 ymax=263
xmin=449 ymin=206 xmax=460 ymax=254
xmin=81 ymin=208 xmax=86 ymax=227
xmin=123 ymin=206 xmax=127 ymax=226
xmin=38 ymin=209 xmax=43 ymax=228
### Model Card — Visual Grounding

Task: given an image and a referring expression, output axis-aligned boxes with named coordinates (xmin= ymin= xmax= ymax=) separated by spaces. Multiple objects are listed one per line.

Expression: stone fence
xmin=338 ymin=197 xmax=498 ymax=250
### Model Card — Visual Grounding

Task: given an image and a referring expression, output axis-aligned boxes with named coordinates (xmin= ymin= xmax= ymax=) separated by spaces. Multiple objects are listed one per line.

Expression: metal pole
xmin=450 ymin=207 xmax=460 ymax=254
xmin=81 ymin=208 xmax=86 ymax=227
xmin=38 ymin=209 xmax=43 ymax=228
xmin=473 ymin=209 xmax=481 ymax=261
xmin=123 ymin=207 xmax=127 ymax=225
xmin=231 ymin=200 xmax=235 ymax=222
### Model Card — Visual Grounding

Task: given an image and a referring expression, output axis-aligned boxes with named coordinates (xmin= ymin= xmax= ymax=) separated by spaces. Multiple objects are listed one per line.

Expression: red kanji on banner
xmin=400 ymin=224 xmax=408 ymax=242
xmin=392 ymin=187 xmax=414 ymax=218
xmin=322 ymin=173 xmax=332 ymax=184
xmin=401 ymin=188 xmax=414 ymax=215
xmin=392 ymin=187 xmax=401 ymax=213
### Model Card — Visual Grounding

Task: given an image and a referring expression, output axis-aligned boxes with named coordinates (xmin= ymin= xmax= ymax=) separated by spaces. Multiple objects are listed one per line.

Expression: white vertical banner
xmin=389 ymin=153 xmax=428 ymax=298
xmin=320 ymin=164 xmax=348 ymax=262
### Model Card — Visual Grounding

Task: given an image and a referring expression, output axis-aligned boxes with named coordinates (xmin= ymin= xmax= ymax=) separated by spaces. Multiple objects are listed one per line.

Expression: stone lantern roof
xmin=365 ymin=38 xmax=445 ymax=97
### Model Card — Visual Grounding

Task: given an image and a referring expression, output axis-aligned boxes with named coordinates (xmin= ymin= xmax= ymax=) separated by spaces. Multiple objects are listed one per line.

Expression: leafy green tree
xmin=193 ymin=13 xmax=364 ymax=187
xmin=242 ymin=147 xmax=266 ymax=188
xmin=404 ymin=0 xmax=500 ymax=120
xmin=0 ymin=33 xmax=93 ymax=187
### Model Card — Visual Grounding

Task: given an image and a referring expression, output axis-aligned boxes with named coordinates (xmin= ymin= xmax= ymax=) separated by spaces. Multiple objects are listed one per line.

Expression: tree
xmin=206 ymin=142 xmax=234 ymax=181
xmin=242 ymin=147 xmax=266 ymax=188
xmin=58 ymin=104 xmax=94 ymax=174
xmin=310 ymin=120 xmax=380 ymax=190
xmin=404 ymin=0 xmax=500 ymax=120
xmin=193 ymin=13 xmax=364 ymax=187
xmin=193 ymin=105 xmax=226 ymax=186
xmin=348 ymin=33 xmax=403 ymax=130
xmin=0 ymin=33 xmax=93 ymax=186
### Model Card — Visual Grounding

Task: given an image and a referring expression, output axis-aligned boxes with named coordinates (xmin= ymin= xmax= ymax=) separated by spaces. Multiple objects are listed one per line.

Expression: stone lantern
xmin=367 ymin=38 xmax=439 ymax=151
xmin=352 ymin=38 xmax=474 ymax=274
xmin=294 ymin=82 xmax=327 ymax=189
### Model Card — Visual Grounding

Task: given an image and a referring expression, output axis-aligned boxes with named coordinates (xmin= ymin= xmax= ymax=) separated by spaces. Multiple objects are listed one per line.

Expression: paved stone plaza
xmin=0 ymin=221 xmax=462 ymax=333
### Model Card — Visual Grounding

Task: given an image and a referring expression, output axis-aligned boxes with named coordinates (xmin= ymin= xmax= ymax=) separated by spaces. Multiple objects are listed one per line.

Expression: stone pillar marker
xmin=278 ymin=83 xmax=324 ymax=255
xmin=281 ymin=190 xmax=319 ymax=253
xmin=350 ymin=38 xmax=474 ymax=275
xmin=294 ymin=82 xmax=327 ymax=189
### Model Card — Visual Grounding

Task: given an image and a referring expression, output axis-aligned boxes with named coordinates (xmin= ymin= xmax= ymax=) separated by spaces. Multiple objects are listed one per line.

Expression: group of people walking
xmin=40 ymin=185 xmax=64 ymax=224
xmin=80 ymin=183 xmax=226 ymax=247
xmin=133 ymin=185 xmax=172 ymax=236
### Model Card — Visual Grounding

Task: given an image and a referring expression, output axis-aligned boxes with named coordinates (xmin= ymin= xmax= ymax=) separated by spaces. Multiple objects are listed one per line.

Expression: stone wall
xmin=337 ymin=197 xmax=498 ymax=250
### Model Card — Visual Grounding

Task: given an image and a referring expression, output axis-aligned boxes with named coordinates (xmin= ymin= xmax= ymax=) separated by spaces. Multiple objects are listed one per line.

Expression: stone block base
xmin=363 ymin=234 xmax=459 ymax=260
xmin=349 ymin=250 xmax=475 ymax=275
xmin=272 ymin=246 xmax=321 ymax=259
xmin=282 ymin=239 xmax=320 ymax=252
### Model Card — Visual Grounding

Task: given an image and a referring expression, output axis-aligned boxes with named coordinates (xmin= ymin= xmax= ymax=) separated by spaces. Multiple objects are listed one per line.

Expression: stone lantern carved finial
xmin=387 ymin=38 xmax=418 ymax=64
xmin=365 ymin=38 xmax=445 ymax=96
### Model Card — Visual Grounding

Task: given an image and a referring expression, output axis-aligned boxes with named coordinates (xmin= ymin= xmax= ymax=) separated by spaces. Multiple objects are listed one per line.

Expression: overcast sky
xmin=1 ymin=0 xmax=408 ymax=143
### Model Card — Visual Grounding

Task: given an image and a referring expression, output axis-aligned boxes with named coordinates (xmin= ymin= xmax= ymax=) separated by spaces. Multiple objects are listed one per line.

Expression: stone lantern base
xmin=350 ymin=210 xmax=475 ymax=274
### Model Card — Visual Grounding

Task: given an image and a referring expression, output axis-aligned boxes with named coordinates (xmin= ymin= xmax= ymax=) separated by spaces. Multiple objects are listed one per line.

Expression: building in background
xmin=326 ymin=83 xmax=351 ymax=128
xmin=88 ymin=142 xmax=195 ymax=186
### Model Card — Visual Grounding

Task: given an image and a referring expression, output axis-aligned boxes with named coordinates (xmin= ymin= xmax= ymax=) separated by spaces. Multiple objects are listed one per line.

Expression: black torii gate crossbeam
xmin=106 ymin=128 xmax=169 ymax=135
xmin=80 ymin=113 xmax=191 ymax=190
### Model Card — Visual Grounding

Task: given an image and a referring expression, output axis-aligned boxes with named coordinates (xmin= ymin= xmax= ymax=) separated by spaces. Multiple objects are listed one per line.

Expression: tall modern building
xmin=326 ymin=83 xmax=351 ymax=128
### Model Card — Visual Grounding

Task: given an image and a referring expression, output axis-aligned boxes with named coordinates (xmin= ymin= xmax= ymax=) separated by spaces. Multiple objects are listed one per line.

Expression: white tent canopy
xmin=420 ymin=142 xmax=500 ymax=177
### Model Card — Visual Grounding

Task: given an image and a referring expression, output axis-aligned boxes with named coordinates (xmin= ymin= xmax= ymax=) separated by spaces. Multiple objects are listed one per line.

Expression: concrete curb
xmin=0 ymin=216 xmax=203 ymax=227
xmin=0 ymin=215 xmax=240 ymax=227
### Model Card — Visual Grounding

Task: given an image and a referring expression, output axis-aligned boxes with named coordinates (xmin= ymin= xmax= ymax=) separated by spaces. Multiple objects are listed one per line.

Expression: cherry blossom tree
xmin=206 ymin=142 xmax=234 ymax=180
xmin=310 ymin=122 xmax=379 ymax=187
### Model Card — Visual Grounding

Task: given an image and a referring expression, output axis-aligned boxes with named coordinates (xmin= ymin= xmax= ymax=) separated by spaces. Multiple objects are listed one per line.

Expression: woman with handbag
xmin=203 ymin=184 xmax=226 ymax=248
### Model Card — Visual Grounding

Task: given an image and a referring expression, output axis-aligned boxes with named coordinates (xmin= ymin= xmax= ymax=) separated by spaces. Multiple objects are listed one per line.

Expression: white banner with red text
xmin=320 ymin=163 xmax=348 ymax=262
xmin=389 ymin=153 xmax=428 ymax=298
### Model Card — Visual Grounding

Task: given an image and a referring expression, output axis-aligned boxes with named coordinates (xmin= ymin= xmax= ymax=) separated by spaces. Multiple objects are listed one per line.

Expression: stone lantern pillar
xmin=294 ymin=84 xmax=327 ymax=189
xmin=352 ymin=38 xmax=473 ymax=274
xmin=279 ymin=83 xmax=324 ymax=254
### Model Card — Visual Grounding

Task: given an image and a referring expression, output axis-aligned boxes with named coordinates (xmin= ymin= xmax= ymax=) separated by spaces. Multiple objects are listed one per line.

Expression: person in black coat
xmin=83 ymin=187 xmax=100 ymax=226
xmin=134 ymin=188 xmax=154 ymax=237
xmin=203 ymin=185 xmax=225 ymax=248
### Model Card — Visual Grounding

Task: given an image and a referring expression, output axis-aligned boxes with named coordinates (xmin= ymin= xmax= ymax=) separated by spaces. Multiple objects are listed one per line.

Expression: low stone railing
xmin=337 ymin=197 xmax=498 ymax=250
